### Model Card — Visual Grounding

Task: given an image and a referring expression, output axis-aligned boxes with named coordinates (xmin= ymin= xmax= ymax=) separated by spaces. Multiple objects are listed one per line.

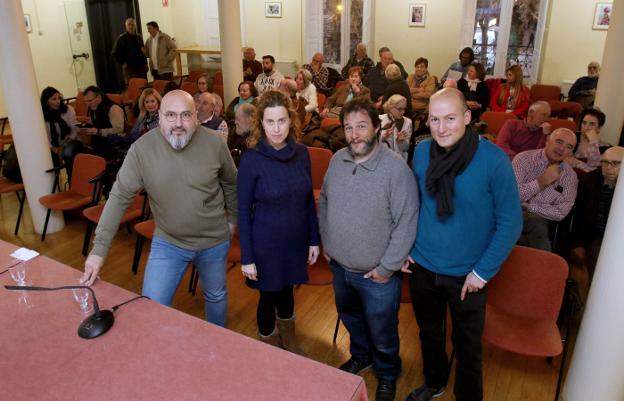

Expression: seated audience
xmin=568 ymin=61 xmax=600 ymax=108
xmin=321 ymin=66 xmax=370 ymax=119
xmin=571 ymin=146 xmax=624 ymax=282
xmin=513 ymin=128 xmax=578 ymax=252
xmin=382 ymin=64 xmax=412 ymax=117
xmin=440 ymin=47 xmax=475 ymax=84
xmin=489 ymin=65 xmax=530 ymax=119
xmin=377 ymin=47 xmax=408 ymax=79
xmin=341 ymin=43 xmax=375 ymax=79
xmin=278 ymin=78 xmax=307 ymax=126
xmin=228 ymin=103 xmax=255 ymax=167
xmin=198 ymin=92 xmax=228 ymax=141
xmin=225 ymin=81 xmax=258 ymax=122
xmin=193 ymin=73 xmax=210 ymax=104
xmin=255 ymin=55 xmax=284 ymax=95
xmin=213 ymin=92 xmax=224 ymax=117
xmin=364 ymin=47 xmax=406 ymax=105
xmin=496 ymin=100 xmax=551 ymax=159
xmin=40 ymin=86 xmax=82 ymax=178
xmin=295 ymin=69 xmax=319 ymax=113
xmin=126 ymin=88 xmax=161 ymax=143
xmin=407 ymin=57 xmax=437 ymax=118
xmin=380 ymin=94 xmax=412 ymax=161
xmin=303 ymin=53 xmax=330 ymax=93
xmin=242 ymin=47 xmax=263 ymax=83
xmin=457 ymin=62 xmax=490 ymax=121
xmin=566 ymin=108 xmax=608 ymax=171
xmin=82 ymin=85 xmax=125 ymax=137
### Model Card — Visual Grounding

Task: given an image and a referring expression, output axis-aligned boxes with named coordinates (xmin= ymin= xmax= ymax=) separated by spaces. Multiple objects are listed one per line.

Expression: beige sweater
xmin=91 ymin=126 xmax=238 ymax=258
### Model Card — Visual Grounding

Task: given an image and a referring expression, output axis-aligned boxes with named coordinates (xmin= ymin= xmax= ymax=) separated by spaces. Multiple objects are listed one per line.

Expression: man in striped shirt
xmin=512 ymin=128 xmax=578 ymax=251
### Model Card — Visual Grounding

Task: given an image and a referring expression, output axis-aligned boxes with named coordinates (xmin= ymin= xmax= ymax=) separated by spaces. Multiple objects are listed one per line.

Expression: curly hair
xmin=247 ymin=90 xmax=301 ymax=149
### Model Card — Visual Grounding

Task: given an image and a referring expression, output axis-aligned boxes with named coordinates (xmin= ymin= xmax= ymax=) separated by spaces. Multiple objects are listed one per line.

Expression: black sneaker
xmin=404 ymin=384 xmax=445 ymax=401
xmin=376 ymin=379 xmax=397 ymax=401
xmin=338 ymin=357 xmax=373 ymax=375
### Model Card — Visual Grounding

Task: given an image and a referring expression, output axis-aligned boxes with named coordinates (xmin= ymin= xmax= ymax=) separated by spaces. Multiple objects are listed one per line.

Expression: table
xmin=0 ymin=240 xmax=368 ymax=401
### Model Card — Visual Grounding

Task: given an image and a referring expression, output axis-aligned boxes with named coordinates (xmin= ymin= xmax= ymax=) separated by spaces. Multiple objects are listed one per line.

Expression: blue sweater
xmin=409 ymin=137 xmax=522 ymax=281
xmin=237 ymin=138 xmax=320 ymax=291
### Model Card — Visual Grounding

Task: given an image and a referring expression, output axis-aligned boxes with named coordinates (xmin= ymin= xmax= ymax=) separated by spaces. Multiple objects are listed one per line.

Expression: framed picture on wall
xmin=265 ymin=2 xmax=282 ymax=18
xmin=24 ymin=14 xmax=32 ymax=33
xmin=408 ymin=4 xmax=426 ymax=27
xmin=593 ymin=2 xmax=612 ymax=30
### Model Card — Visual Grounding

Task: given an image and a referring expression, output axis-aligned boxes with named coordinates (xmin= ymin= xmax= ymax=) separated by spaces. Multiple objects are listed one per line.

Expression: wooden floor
xmin=0 ymin=165 xmax=588 ymax=401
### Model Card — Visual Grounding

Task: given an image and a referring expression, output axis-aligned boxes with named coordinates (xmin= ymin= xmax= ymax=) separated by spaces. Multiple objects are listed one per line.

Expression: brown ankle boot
xmin=257 ymin=328 xmax=282 ymax=348
xmin=276 ymin=316 xmax=306 ymax=356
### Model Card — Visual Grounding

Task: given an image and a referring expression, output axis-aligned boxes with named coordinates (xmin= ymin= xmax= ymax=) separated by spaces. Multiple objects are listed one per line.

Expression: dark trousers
xmin=331 ymin=260 xmax=402 ymax=380
xmin=151 ymin=70 xmax=173 ymax=81
xmin=257 ymin=286 xmax=294 ymax=336
xmin=123 ymin=64 xmax=148 ymax=83
xmin=409 ymin=263 xmax=486 ymax=401
xmin=518 ymin=210 xmax=553 ymax=252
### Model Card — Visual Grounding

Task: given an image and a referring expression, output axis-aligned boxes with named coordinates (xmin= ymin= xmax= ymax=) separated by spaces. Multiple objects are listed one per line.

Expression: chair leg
xmin=41 ymin=208 xmax=51 ymax=241
xmin=82 ymin=221 xmax=94 ymax=256
xmin=132 ymin=235 xmax=145 ymax=275
xmin=333 ymin=316 xmax=341 ymax=344
xmin=125 ymin=222 xmax=132 ymax=234
xmin=554 ymin=308 xmax=573 ymax=401
xmin=14 ymin=190 xmax=25 ymax=235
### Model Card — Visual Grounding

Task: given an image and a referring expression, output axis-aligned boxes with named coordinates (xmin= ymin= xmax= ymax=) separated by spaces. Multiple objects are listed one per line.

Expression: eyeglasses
xmin=162 ymin=111 xmax=194 ymax=122
xmin=600 ymin=160 xmax=621 ymax=169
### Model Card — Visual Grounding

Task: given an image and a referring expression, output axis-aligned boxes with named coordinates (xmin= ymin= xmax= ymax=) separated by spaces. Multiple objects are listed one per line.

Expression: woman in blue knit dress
xmin=237 ymin=90 xmax=320 ymax=354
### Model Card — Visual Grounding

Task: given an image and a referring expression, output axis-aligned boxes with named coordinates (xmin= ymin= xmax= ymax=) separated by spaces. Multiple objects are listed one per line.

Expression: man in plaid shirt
xmin=512 ymin=128 xmax=578 ymax=251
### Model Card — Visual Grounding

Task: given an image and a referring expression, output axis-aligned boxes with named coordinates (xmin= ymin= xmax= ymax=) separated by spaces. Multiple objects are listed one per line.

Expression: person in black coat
xmin=381 ymin=64 xmax=413 ymax=119
xmin=457 ymin=62 xmax=490 ymax=122
xmin=111 ymin=18 xmax=147 ymax=82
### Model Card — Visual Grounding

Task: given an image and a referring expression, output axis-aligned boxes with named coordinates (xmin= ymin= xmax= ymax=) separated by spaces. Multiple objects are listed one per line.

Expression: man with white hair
xmin=496 ymin=100 xmax=552 ymax=160
xmin=198 ymin=92 xmax=228 ymax=142
xmin=341 ymin=43 xmax=375 ymax=79
xmin=568 ymin=61 xmax=600 ymax=108
xmin=82 ymin=90 xmax=238 ymax=327
xmin=303 ymin=52 xmax=330 ymax=91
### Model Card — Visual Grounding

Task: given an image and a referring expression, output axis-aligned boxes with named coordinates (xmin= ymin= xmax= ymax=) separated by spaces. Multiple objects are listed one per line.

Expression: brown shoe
xmin=276 ymin=316 xmax=306 ymax=356
xmin=257 ymin=328 xmax=282 ymax=348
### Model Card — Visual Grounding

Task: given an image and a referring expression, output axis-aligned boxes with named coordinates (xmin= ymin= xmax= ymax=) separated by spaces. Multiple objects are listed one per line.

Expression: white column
xmin=0 ymin=0 xmax=64 ymax=234
xmin=594 ymin=0 xmax=624 ymax=145
xmin=563 ymin=1 xmax=624 ymax=390
xmin=218 ymin=0 xmax=243 ymax=105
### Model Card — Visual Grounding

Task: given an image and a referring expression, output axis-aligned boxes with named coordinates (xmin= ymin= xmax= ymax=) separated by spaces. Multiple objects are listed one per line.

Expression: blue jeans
xmin=331 ymin=260 xmax=402 ymax=380
xmin=143 ymin=236 xmax=230 ymax=326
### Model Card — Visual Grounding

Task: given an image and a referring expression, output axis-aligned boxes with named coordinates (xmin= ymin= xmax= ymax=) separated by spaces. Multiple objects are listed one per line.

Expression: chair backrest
xmin=547 ymin=118 xmax=577 ymax=133
xmin=73 ymin=91 xmax=88 ymax=119
xmin=487 ymin=246 xmax=568 ymax=321
xmin=548 ymin=100 xmax=582 ymax=125
xmin=320 ymin=117 xmax=341 ymax=130
xmin=106 ymin=93 xmax=124 ymax=106
xmin=186 ymin=69 xmax=206 ymax=84
xmin=307 ymin=147 xmax=333 ymax=190
xmin=479 ymin=111 xmax=517 ymax=136
xmin=317 ymin=93 xmax=327 ymax=110
xmin=125 ymin=78 xmax=148 ymax=104
xmin=335 ymin=80 xmax=347 ymax=89
xmin=152 ymin=80 xmax=170 ymax=95
xmin=70 ymin=154 xmax=107 ymax=197
xmin=134 ymin=218 xmax=155 ymax=239
xmin=213 ymin=84 xmax=224 ymax=103
xmin=213 ymin=70 xmax=223 ymax=86
xmin=180 ymin=81 xmax=198 ymax=96
xmin=530 ymin=84 xmax=561 ymax=103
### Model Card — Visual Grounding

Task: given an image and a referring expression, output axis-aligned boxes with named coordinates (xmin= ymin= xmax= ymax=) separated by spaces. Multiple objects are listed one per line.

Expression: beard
xmin=263 ymin=68 xmax=273 ymax=74
xmin=347 ymin=134 xmax=378 ymax=159
xmin=164 ymin=128 xmax=194 ymax=150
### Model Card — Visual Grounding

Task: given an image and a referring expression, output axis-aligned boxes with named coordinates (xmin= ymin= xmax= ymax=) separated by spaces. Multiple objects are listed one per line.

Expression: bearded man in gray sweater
xmin=318 ymin=98 xmax=419 ymax=401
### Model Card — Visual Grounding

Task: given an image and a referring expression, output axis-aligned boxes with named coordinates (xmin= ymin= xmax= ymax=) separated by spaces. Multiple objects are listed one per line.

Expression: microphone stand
xmin=4 ymin=285 xmax=115 ymax=339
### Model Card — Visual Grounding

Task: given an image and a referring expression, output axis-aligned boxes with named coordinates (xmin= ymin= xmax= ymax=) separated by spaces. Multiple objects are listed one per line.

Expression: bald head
xmin=279 ymin=78 xmax=298 ymax=97
xmin=430 ymin=88 xmax=468 ymax=112
xmin=159 ymin=90 xmax=198 ymax=150
xmin=443 ymin=79 xmax=458 ymax=89
xmin=161 ymin=89 xmax=195 ymax=112
xmin=428 ymin=88 xmax=471 ymax=150
xmin=601 ymin=146 xmax=624 ymax=185
xmin=243 ymin=47 xmax=256 ymax=61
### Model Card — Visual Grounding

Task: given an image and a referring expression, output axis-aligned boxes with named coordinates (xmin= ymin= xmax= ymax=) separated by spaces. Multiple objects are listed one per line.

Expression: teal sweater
xmin=409 ymin=137 xmax=522 ymax=281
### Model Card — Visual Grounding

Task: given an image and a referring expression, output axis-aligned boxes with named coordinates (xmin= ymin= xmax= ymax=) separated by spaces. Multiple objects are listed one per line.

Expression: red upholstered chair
xmin=547 ymin=118 xmax=578 ymax=133
xmin=307 ymin=146 xmax=332 ymax=200
xmin=69 ymin=91 xmax=90 ymax=124
xmin=320 ymin=117 xmax=341 ymax=130
xmin=529 ymin=84 xmax=561 ymax=104
xmin=180 ymin=81 xmax=198 ymax=96
xmin=317 ymin=93 xmax=327 ymax=110
xmin=106 ymin=93 xmax=124 ymax=106
xmin=479 ymin=111 xmax=517 ymax=137
xmin=483 ymin=245 xmax=569 ymax=400
xmin=0 ymin=177 xmax=25 ymax=235
xmin=132 ymin=218 xmax=155 ymax=274
xmin=213 ymin=70 xmax=223 ymax=86
xmin=39 ymin=154 xmax=106 ymax=241
xmin=335 ymin=80 xmax=347 ymax=90
xmin=548 ymin=100 xmax=583 ymax=125
xmin=0 ymin=117 xmax=12 ymax=149
xmin=124 ymin=78 xmax=148 ymax=107
xmin=185 ymin=69 xmax=206 ymax=84
xmin=213 ymin=84 xmax=225 ymax=103
xmin=81 ymin=190 xmax=149 ymax=256
xmin=152 ymin=80 xmax=170 ymax=95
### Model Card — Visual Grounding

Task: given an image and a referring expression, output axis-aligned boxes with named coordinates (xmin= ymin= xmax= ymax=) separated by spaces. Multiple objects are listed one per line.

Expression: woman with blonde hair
xmin=295 ymin=69 xmax=318 ymax=113
xmin=237 ymin=90 xmax=320 ymax=354
xmin=127 ymin=88 xmax=162 ymax=142
xmin=489 ymin=64 xmax=529 ymax=118
xmin=380 ymin=94 xmax=412 ymax=161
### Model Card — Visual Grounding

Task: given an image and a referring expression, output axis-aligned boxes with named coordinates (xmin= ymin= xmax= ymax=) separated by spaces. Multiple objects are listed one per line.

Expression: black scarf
xmin=44 ymin=108 xmax=70 ymax=148
xmin=426 ymin=126 xmax=479 ymax=219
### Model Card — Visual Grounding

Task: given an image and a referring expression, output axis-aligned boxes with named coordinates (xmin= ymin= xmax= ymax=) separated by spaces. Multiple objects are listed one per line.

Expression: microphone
xmin=4 ymin=285 xmax=114 ymax=339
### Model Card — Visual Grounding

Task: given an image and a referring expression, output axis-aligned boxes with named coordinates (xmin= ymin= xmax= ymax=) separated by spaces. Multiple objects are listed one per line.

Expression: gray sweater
xmin=318 ymin=144 xmax=419 ymax=277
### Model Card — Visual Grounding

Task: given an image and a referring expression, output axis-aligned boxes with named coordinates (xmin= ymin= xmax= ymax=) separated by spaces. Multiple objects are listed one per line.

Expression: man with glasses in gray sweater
xmin=318 ymin=98 xmax=419 ymax=401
